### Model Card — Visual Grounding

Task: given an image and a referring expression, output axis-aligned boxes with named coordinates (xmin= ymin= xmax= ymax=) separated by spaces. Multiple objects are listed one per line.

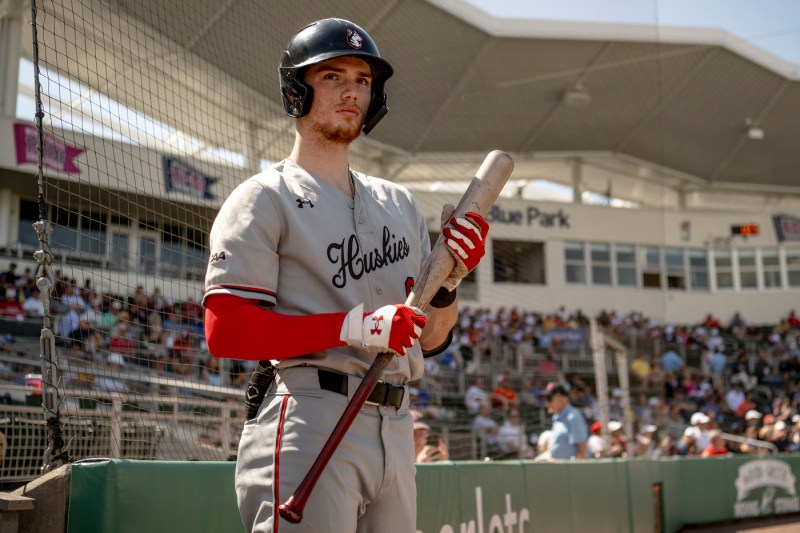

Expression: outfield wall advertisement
xmin=67 ymin=455 xmax=800 ymax=533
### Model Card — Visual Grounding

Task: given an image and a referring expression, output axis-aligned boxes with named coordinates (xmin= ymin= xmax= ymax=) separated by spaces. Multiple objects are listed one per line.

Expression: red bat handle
xmin=278 ymin=352 xmax=393 ymax=523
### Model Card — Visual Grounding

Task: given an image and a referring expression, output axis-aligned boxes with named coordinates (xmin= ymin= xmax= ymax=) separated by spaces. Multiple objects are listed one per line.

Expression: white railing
xmin=0 ymin=383 xmax=246 ymax=483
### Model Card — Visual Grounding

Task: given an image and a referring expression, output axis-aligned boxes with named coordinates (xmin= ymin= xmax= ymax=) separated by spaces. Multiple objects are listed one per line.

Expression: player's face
xmin=303 ymin=56 xmax=372 ymax=144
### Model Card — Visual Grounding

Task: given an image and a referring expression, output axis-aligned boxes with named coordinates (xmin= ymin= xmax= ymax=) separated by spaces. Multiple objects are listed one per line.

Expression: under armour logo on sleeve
xmin=296 ymin=198 xmax=314 ymax=208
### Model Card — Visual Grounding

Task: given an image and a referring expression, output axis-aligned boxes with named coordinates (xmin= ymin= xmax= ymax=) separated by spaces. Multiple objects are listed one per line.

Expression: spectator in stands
xmin=630 ymin=353 xmax=651 ymax=387
xmin=759 ymin=414 xmax=776 ymax=441
xmin=530 ymin=378 xmax=548 ymax=405
xmin=739 ymin=425 xmax=767 ymax=455
xmin=633 ymin=393 xmax=654 ymax=426
xmin=786 ymin=310 xmax=800 ymax=329
xmin=21 ymin=287 xmax=44 ymax=317
xmin=660 ymin=345 xmax=684 ymax=375
xmin=472 ymin=402 xmax=499 ymax=454
xmin=709 ymin=347 xmax=728 ymax=391
xmin=536 ymin=353 xmax=559 ymax=378
xmin=56 ymin=297 xmax=81 ymax=339
xmin=0 ymin=263 xmax=18 ymax=286
xmin=98 ymin=300 xmax=121 ymax=333
xmin=788 ymin=415 xmax=800 ymax=453
xmin=769 ymin=420 xmax=791 ymax=452
xmin=163 ymin=309 xmax=183 ymax=339
xmin=635 ymin=424 xmax=658 ymax=457
xmin=491 ymin=372 xmax=519 ymax=409
xmin=730 ymin=350 xmax=756 ymax=390
xmin=607 ymin=420 xmax=627 ymax=457
xmin=725 ymin=381 xmax=746 ymax=414
xmin=62 ymin=283 xmax=87 ymax=315
xmin=496 ymin=409 xmax=534 ymax=459
xmin=752 ymin=350 xmax=771 ymax=384
xmin=705 ymin=328 xmax=724 ymax=353
xmin=68 ymin=318 xmax=94 ymax=358
xmin=149 ymin=287 xmax=165 ymax=315
xmin=586 ymin=421 xmax=606 ymax=458
xmin=649 ymin=358 xmax=666 ymax=396
xmin=413 ymin=420 xmax=448 ymax=463
xmin=700 ymin=429 xmax=728 ymax=457
xmin=109 ymin=312 xmax=136 ymax=358
xmin=546 ymin=384 xmax=588 ymax=460
xmin=532 ymin=430 xmax=553 ymax=461
xmin=744 ymin=408 xmax=763 ymax=427
xmin=0 ymin=289 xmax=24 ymax=319
xmin=661 ymin=403 xmax=685 ymax=442
xmin=203 ymin=357 xmax=223 ymax=387
xmin=464 ymin=376 xmax=490 ymax=414
xmin=180 ymin=296 xmax=202 ymax=324
xmin=95 ymin=352 xmax=130 ymax=392
xmin=680 ymin=412 xmax=712 ymax=455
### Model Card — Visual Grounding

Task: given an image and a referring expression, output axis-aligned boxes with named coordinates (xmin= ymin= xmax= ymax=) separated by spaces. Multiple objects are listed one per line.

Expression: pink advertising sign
xmin=13 ymin=122 xmax=85 ymax=174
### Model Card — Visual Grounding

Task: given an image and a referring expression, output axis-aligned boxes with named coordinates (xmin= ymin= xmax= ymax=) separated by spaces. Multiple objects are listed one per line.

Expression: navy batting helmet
xmin=279 ymin=18 xmax=394 ymax=135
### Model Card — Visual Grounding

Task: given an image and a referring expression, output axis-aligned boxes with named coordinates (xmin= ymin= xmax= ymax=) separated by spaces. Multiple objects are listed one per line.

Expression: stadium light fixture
xmin=744 ymin=118 xmax=764 ymax=140
xmin=562 ymin=84 xmax=591 ymax=109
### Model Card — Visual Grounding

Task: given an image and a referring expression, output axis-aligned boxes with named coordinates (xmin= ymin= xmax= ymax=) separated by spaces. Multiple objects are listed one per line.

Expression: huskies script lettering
xmin=327 ymin=226 xmax=410 ymax=288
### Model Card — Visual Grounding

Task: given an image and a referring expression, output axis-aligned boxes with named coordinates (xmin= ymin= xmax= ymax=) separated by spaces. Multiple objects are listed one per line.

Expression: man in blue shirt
xmin=546 ymin=385 xmax=588 ymax=460
xmin=709 ymin=348 xmax=728 ymax=390
xmin=661 ymin=345 xmax=684 ymax=375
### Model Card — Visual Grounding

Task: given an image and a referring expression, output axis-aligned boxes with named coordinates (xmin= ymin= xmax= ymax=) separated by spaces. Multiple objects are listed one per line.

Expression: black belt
xmin=318 ymin=369 xmax=404 ymax=408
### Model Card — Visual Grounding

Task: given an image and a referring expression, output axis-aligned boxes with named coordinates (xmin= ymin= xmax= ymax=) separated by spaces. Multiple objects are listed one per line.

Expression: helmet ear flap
xmin=280 ymin=71 xmax=314 ymax=118
xmin=363 ymin=90 xmax=388 ymax=135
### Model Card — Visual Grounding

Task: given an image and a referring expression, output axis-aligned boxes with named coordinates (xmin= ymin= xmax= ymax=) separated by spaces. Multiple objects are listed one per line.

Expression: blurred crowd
xmin=0 ymin=264 xmax=219 ymax=391
xmin=418 ymin=306 xmax=800 ymax=462
xmin=3 ymin=262 xmax=800 ymax=462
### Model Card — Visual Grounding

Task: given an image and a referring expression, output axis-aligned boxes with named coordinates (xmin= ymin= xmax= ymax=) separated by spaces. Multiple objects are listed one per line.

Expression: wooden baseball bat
xmin=278 ymin=150 xmax=514 ymax=524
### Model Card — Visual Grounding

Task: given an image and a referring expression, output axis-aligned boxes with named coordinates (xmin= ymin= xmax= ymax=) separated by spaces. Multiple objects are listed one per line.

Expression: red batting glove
xmin=442 ymin=211 xmax=489 ymax=290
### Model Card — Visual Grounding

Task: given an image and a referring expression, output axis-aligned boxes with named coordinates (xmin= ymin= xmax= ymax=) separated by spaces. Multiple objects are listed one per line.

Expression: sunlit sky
xmin=464 ymin=0 xmax=800 ymax=64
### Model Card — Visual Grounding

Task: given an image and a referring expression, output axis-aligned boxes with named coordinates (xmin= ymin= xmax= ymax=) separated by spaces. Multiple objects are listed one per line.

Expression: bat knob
xmin=278 ymin=499 xmax=303 ymax=524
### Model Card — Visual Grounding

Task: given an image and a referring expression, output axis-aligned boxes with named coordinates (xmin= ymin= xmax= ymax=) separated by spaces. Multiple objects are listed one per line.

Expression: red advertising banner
xmin=13 ymin=122 xmax=85 ymax=174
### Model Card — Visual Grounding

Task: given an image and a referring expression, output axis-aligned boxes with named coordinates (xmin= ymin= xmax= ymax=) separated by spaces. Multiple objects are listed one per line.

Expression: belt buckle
xmin=364 ymin=381 xmax=387 ymax=407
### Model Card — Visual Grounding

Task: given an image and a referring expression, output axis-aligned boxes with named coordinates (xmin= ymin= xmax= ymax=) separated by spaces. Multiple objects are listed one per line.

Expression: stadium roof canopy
xmin=21 ymin=0 xmax=800 ymax=211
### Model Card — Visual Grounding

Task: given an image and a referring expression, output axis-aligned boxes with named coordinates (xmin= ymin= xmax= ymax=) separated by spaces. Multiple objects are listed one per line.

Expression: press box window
xmin=564 ymin=241 xmax=586 ymax=284
xmin=688 ymin=249 xmax=709 ymax=290
xmin=665 ymin=248 xmax=685 ymax=290
xmin=493 ymin=240 xmax=545 ymax=284
xmin=615 ymin=245 xmax=637 ymax=287
xmin=641 ymin=246 xmax=662 ymax=289
xmin=762 ymin=249 xmax=781 ymax=289
xmin=786 ymin=249 xmax=800 ymax=288
xmin=17 ymin=199 xmax=40 ymax=249
xmin=715 ymin=250 xmax=733 ymax=290
xmin=590 ymin=243 xmax=611 ymax=285
xmin=738 ymin=249 xmax=757 ymax=289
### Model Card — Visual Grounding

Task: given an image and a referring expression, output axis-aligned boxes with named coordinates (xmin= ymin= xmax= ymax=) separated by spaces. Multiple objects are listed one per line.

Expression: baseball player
xmin=203 ymin=18 xmax=489 ymax=532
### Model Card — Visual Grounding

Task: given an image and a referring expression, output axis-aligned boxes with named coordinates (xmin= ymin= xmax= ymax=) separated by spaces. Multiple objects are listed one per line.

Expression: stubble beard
xmin=312 ymin=117 xmax=362 ymax=144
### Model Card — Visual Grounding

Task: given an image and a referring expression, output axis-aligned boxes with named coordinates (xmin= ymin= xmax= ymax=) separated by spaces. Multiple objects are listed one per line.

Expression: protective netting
xmin=6 ymin=0 xmax=798 ymax=481
xmin=20 ymin=0 xmax=507 ymax=472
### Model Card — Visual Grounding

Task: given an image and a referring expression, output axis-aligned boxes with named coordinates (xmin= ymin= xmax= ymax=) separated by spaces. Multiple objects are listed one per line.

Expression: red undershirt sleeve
xmin=204 ymin=293 xmax=347 ymax=360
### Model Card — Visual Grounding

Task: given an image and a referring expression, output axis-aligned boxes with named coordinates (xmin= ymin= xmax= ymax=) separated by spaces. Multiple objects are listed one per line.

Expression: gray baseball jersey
xmin=204 ymin=158 xmax=431 ymax=384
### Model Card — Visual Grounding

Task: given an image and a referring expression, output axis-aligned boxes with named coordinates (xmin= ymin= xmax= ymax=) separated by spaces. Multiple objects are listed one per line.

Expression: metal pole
xmin=615 ymin=351 xmax=635 ymax=457
xmin=590 ymin=319 xmax=610 ymax=452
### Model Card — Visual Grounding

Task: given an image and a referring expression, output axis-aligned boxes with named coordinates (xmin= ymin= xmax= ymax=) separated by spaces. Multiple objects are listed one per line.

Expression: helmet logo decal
xmin=346 ymin=29 xmax=364 ymax=49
